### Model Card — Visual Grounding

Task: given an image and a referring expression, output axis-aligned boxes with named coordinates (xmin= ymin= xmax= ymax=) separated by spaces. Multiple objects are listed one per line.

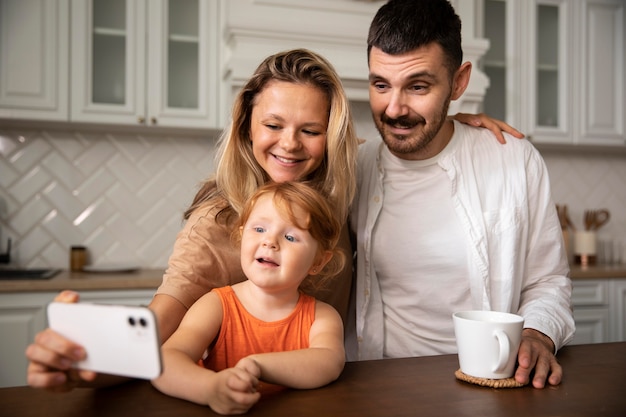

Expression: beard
xmin=375 ymin=99 xmax=451 ymax=158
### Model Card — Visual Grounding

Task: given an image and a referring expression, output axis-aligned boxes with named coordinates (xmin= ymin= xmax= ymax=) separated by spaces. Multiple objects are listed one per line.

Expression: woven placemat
xmin=455 ymin=369 xmax=528 ymax=388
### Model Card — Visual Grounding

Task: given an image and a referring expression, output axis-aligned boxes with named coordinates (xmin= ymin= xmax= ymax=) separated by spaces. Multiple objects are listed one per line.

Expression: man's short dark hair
xmin=367 ymin=0 xmax=463 ymax=74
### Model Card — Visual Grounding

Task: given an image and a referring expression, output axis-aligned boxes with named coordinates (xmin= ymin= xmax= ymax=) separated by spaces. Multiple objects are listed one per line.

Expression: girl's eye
xmin=284 ymin=234 xmax=296 ymax=242
xmin=253 ymin=227 xmax=265 ymax=233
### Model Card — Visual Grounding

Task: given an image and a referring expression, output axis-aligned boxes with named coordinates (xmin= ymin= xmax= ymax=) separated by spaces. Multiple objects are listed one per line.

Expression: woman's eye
xmin=265 ymin=124 xmax=280 ymax=131
xmin=302 ymin=129 xmax=321 ymax=136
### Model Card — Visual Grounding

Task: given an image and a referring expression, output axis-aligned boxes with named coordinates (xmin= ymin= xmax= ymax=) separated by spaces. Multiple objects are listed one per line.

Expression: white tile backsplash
xmin=0 ymin=126 xmax=219 ymax=269
xmin=1 ymin=115 xmax=625 ymax=270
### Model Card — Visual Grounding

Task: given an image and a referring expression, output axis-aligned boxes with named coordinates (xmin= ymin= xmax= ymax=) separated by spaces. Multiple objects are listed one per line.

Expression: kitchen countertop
xmin=569 ymin=263 xmax=626 ymax=279
xmin=0 ymin=269 xmax=164 ymax=293
xmin=0 ymin=264 xmax=625 ymax=294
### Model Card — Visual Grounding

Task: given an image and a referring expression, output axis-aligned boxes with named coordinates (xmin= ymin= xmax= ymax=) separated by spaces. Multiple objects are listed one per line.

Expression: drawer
xmin=571 ymin=279 xmax=609 ymax=306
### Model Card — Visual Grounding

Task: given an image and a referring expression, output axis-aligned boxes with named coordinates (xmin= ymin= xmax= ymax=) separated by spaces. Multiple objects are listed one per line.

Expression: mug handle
xmin=493 ymin=329 xmax=510 ymax=373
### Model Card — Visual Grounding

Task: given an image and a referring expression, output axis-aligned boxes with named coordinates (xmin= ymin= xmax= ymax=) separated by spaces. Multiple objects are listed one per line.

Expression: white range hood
xmin=222 ymin=0 xmax=489 ymax=114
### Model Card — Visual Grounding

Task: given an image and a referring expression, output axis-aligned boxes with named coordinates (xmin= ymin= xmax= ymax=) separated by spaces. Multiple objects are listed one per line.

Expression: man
xmin=350 ymin=0 xmax=574 ymax=389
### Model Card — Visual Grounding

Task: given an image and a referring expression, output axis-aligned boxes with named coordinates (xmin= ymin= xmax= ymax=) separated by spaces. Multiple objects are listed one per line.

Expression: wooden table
xmin=1 ymin=342 xmax=624 ymax=417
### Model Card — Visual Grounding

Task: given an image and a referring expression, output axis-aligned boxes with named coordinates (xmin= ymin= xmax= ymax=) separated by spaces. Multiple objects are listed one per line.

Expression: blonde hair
xmin=234 ymin=182 xmax=345 ymax=283
xmin=185 ymin=49 xmax=357 ymax=224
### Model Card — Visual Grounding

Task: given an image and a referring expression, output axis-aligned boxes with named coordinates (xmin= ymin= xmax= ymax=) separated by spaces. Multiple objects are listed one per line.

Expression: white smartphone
xmin=47 ymin=302 xmax=162 ymax=379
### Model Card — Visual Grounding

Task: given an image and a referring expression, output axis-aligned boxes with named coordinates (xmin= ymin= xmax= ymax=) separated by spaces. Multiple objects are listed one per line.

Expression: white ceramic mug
xmin=453 ymin=310 xmax=524 ymax=379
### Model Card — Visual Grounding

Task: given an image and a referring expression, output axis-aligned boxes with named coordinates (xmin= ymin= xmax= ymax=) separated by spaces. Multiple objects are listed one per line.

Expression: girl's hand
xmin=207 ymin=365 xmax=261 ymax=415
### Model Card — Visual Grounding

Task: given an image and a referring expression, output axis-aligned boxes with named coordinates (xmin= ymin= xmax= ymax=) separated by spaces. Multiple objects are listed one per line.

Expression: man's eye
xmin=373 ymin=82 xmax=388 ymax=91
xmin=284 ymin=234 xmax=296 ymax=242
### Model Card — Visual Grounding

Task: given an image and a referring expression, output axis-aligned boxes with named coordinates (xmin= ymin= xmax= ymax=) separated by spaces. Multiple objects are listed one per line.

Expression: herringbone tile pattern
xmin=0 ymin=128 xmax=218 ymax=269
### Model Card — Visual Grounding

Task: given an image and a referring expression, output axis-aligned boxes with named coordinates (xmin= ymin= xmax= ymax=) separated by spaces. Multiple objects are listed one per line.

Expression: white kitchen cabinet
xmin=0 ymin=0 xmax=69 ymax=121
xmin=481 ymin=0 xmax=625 ymax=146
xmin=610 ymin=279 xmax=626 ymax=341
xmin=570 ymin=279 xmax=610 ymax=345
xmin=71 ymin=0 xmax=220 ymax=129
xmin=569 ymin=278 xmax=626 ymax=346
xmin=0 ymin=289 xmax=154 ymax=388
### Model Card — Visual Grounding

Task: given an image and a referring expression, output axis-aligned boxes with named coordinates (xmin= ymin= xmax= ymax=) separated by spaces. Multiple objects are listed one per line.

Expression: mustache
xmin=380 ymin=114 xmax=425 ymax=129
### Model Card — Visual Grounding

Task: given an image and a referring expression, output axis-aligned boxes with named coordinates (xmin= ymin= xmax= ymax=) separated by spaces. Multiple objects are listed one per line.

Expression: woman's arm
xmin=452 ymin=112 xmax=524 ymax=144
xmin=247 ymin=301 xmax=345 ymax=389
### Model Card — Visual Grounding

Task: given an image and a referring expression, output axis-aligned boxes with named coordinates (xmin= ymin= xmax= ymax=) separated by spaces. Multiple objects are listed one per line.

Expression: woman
xmin=25 ymin=48 xmax=521 ymax=391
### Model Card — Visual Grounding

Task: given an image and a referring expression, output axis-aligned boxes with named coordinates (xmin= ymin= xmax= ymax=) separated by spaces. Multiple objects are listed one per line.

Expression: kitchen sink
xmin=0 ymin=268 xmax=61 ymax=280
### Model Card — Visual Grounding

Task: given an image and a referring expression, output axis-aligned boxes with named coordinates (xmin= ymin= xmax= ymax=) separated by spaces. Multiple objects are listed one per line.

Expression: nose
xmin=262 ymin=237 xmax=278 ymax=250
xmin=385 ymin=90 xmax=409 ymax=119
xmin=278 ymin=129 xmax=302 ymax=153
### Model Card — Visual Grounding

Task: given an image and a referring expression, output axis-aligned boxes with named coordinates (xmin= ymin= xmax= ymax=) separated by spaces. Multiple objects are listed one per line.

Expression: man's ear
xmin=308 ymin=250 xmax=333 ymax=275
xmin=451 ymin=61 xmax=472 ymax=100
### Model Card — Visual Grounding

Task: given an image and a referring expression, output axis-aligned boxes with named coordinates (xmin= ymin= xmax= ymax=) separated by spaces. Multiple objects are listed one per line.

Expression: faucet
xmin=0 ymin=238 xmax=10 ymax=264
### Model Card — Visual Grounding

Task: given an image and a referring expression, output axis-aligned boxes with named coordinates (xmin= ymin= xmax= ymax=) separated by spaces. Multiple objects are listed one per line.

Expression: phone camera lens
xmin=139 ymin=317 xmax=148 ymax=327
xmin=128 ymin=316 xmax=136 ymax=326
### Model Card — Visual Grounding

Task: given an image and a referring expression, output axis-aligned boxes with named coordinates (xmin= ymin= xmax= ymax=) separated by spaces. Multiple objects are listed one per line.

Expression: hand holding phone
xmin=47 ymin=302 xmax=162 ymax=379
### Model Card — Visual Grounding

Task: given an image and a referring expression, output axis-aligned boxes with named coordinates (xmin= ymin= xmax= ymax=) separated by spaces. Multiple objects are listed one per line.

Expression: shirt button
xmin=373 ymin=196 xmax=380 ymax=203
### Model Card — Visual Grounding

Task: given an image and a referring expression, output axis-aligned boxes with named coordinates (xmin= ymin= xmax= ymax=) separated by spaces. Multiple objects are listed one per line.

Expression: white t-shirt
xmin=372 ymin=136 xmax=471 ymax=357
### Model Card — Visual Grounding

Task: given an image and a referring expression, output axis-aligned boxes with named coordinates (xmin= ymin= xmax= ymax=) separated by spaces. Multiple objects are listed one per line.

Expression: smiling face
xmin=368 ymin=44 xmax=470 ymax=160
xmin=250 ymin=81 xmax=329 ymax=183
xmin=240 ymin=193 xmax=323 ymax=293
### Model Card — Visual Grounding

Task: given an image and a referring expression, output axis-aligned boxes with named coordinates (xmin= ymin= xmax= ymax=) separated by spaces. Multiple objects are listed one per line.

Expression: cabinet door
xmin=482 ymin=0 xmax=520 ymax=128
xmin=482 ymin=0 xmax=624 ymax=146
xmin=577 ymin=0 xmax=625 ymax=146
xmin=71 ymin=0 xmax=147 ymax=125
xmin=0 ymin=0 xmax=69 ymax=121
xmin=609 ymin=279 xmax=626 ymax=342
xmin=570 ymin=279 xmax=610 ymax=345
xmin=524 ymin=0 xmax=573 ymax=144
xmin=147 ymin=0 xmax=219 ymax=128
xmin=0 ymin=293 xmax=51 ymax=388
xmin=570 ymin=307 xmax=610 ymax=345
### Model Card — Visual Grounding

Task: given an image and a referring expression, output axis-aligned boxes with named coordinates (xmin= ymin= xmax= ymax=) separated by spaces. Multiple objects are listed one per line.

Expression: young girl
xmin=151 ymin=182 xmax=346 ymax=415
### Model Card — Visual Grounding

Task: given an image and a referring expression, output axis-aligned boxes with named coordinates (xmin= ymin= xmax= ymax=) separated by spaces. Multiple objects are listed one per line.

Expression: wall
xmin=0 ymin=126 xmax=219 ymax=269
xmin=1 ymin=106 xmax=625 ymax=269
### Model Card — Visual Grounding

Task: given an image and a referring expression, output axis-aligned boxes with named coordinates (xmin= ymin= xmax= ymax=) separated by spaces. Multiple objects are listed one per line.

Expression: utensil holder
xmin=574 ymin=231 xmax=596 ymax=266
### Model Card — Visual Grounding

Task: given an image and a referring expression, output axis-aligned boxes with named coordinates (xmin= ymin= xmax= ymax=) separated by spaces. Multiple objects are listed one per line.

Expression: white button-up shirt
xmin=348 ymin=121 xmax=575 ymax=361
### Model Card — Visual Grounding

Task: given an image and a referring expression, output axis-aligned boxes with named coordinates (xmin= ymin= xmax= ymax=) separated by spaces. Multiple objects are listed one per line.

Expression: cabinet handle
xmin=151 ymin=117 xmax=158 ymax=125
xmin=138 ymin=117 xmax=145 ymax=124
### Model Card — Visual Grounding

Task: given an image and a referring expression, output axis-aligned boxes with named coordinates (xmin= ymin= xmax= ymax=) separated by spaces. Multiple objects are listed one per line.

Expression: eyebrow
xmin=262 ymin=113 xmax=327 ymax=130
xmin=369 ymin=71 xmax=438 ymax=84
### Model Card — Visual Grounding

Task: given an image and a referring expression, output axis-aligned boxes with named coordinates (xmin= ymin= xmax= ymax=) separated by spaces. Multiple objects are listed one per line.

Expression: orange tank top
xmin=203 ymin=286 xmax=316 ymax=373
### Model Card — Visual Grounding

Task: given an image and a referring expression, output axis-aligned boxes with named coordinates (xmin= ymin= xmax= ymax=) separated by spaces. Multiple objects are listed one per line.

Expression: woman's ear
xmin=308 ymin=250 xmax=333 ymax=275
